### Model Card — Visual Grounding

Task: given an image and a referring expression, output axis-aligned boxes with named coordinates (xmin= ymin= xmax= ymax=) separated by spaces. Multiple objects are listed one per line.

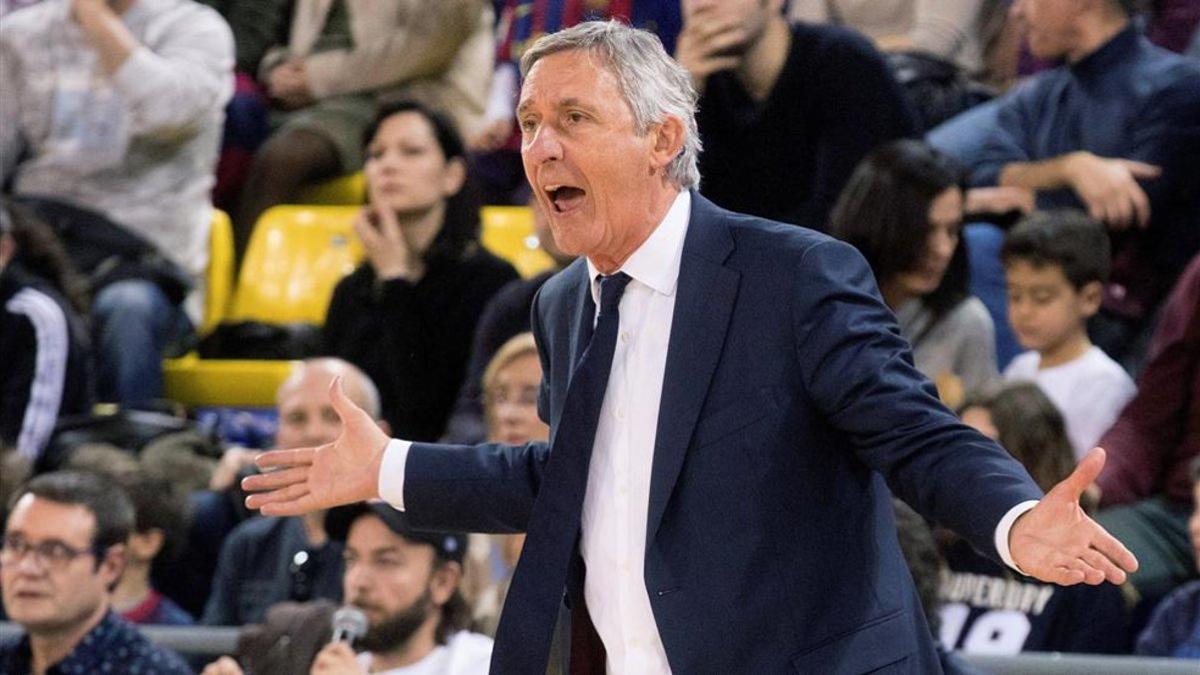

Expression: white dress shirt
xmin=378 ymin=190 xmax=1036 ymax=674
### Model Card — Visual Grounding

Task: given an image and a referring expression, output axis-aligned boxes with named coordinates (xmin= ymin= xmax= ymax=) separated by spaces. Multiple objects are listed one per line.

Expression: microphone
xmin=330 ymin=606 xmax=368 ymax=646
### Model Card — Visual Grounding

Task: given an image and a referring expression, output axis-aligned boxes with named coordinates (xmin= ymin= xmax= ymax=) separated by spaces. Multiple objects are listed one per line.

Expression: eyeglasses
xmin=0 ymin=534 xmax=99 ymax=571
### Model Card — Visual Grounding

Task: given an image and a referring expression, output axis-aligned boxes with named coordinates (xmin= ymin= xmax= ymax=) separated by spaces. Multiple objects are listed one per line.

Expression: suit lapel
xmin=646 ymin=194 xmax=740 ymax=544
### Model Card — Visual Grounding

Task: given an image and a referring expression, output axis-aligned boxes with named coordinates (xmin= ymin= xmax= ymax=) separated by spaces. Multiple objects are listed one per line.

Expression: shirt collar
xmin=586 ymin=190 xmax=691 ymax=304
xmin=1070 ymin=24 xmax=1140 ymax=78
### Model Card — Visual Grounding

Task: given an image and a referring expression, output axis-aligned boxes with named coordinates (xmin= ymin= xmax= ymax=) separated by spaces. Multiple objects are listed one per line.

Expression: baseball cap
xmin=325 ymin=501 xmax=467 ymax=563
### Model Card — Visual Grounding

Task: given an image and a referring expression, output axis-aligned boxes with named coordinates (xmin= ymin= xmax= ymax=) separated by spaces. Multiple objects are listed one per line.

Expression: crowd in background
xmin=1 ymin=0 xmax=1200 ymax=672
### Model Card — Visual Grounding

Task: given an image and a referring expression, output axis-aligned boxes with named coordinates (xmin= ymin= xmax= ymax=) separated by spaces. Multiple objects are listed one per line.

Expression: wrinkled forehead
xmin=518 ymin=49 xmax=626 ymax=114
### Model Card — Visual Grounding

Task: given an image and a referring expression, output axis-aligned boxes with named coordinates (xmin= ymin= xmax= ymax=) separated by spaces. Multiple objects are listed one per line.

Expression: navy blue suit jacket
xmin=405 ymin=193 xmax=1043 ymax=673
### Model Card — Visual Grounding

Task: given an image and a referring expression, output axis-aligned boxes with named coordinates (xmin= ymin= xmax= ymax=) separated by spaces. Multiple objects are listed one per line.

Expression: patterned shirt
xmin=0 ymin=0 xmax=234 ymax=318
xmin=0 ymin=609 xmax=191 ymax=674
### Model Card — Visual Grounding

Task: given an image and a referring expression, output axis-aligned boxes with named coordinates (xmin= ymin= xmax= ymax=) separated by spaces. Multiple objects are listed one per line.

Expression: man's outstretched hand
xmin=242 ymin=378 xmax=390 ymax=516
xmin=1009 ymin=448 xmax=1138 ymax=585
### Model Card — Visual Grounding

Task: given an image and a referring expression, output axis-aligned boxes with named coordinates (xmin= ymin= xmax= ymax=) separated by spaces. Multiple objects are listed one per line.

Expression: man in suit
xmin=243 ymin=21 xmax=1138 ymax=674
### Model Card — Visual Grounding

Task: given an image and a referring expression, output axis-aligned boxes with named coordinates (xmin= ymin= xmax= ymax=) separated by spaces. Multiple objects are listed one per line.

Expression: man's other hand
xmin=242 ymin=378 xmax=389 ymax=516
xmin=1064 ymin=151 xmax=1160 ymax=230
xmin=1010 ymin=447 xmax=1139 ymax=585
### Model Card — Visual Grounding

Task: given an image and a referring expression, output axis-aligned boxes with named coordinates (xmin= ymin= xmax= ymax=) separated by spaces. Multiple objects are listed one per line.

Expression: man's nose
xmin=524 ymin=125 xmax=563 ymax=165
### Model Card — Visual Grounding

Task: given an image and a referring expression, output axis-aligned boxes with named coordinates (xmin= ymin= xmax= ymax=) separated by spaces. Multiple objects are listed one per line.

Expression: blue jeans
xmin=92 ymin=279 xmax=193 ymax=405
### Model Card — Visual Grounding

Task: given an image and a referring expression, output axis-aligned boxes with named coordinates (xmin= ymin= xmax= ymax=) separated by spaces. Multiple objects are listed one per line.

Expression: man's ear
xmin=99 ymin=543 xmax=127 ymax=590
xmin=649 ymin=115 xmax=686 ymax=178
xmin=429 ymin=560 xmax=462 ymax=607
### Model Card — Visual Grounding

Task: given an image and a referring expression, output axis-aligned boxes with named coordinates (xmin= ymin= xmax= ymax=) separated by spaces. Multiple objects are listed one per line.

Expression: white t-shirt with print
xmin=356 ymin=631 xmax=493 ymax=675
xmin=1003 ymin=346 xmax=1136 ymax=460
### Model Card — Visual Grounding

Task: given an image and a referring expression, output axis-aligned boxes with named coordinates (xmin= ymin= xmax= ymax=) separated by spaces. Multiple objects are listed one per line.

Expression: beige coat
xmin=262 ymin=0 xmax=494 ymax=138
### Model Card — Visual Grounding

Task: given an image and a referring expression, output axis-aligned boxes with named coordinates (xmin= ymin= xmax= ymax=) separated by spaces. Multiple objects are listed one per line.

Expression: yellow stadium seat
xmin=480 ymin=206 xmax=555 ymax=278
xmin=164 ymin=355 xmax=298 ymax=408
xmin=228 ymin=205 xmax=364 ymax=325
xmin=298 ymin=172 xmax=367 ymax=205
xmin=199 ymin=209 xmax=234 ymax=336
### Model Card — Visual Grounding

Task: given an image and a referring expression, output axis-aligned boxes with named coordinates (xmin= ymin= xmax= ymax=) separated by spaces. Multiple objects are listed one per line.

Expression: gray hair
xmin=520 ymin=20 xmax=701 ymax=189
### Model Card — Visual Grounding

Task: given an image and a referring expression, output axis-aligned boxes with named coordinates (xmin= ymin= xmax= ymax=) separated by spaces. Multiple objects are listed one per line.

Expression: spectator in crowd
xmin=112 ymin=472 xmax=193 ymax=625
xmin=1095 ymin=253 xmax=1200 ymax=601
xmin=231 ymin=0 xmax=494 ymax=262
xmin=929 ymin=0 xmax=1200 ymax=365
xmin=890 ymin=500 xmax=981 ymax=674
xmin=0 ymin=471 xmax=191 ymax=674
xmin=322 ymin=101 xmax=518 ymax=442
xmin=678 ymin=0 xmax=916 ymax=233
xmin=1001 ymin=210 xmax=1136 ymax=459
xmin=831 ymin=140 xmax=998 ymax=408
xmin=443 ymin=202 xmax=571 ymax=444
xmin=947 ymin=383 xmax=1131 ymax=654
xmin=0 ymin=0 xmax=235 ymax=406
xmin=1135 ymin=457 xmax=1200 ymax=658
xmin=203 ymin=358 xmax=384 ymax=625
xmin=470 ymin=0 xmax=682 ymax=205
xmin=197 ymin=0 xmax=293 ymax=210
xmin=202 ymin=503 xmax=489 ymax=675
xmin=787 ymin=0 xmax=1008 ymax=76
xmin=461 ymin=333 xmax=547 ymax=634
xmin=0 ymin=200 xmax=92 ymax=463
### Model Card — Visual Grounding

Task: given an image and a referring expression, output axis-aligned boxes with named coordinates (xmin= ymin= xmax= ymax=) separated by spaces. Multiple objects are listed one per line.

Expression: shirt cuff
xmin=377 ymin=438 xmax=412 ymax=510
xmin=995 ymin=499 xmax=1040 ymax=574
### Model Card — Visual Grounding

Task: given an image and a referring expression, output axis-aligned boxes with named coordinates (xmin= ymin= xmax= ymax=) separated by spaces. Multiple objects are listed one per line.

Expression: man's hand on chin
xmin=1009 ymin=447 xmax=1138 ymax=585
xmin=241 ymin=377 xmax=390 ymax=516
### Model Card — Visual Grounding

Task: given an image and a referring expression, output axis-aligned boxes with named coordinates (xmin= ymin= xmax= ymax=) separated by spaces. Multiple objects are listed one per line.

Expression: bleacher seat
xmin=298 ymin=172 xmax=366 ymax=205
xmin=227 ymin=205 xmax=363 ymax=324
xmin=165 ymin=206 xmax=362 ymax=407
xmin=199 ymin=208 xmax=234 ymax=336
xmin=480 ymin=206 xmax=555 ymax=278
xmin=164 ymin=204 xmax=553 ymax=408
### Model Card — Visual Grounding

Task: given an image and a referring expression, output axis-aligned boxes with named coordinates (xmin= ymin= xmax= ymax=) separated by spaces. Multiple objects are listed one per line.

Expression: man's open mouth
xmin=546 ymin=185 xmax=586 ymax=213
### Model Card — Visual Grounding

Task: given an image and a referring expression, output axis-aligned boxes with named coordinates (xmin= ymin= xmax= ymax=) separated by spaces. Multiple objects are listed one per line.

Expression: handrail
xmin=0 ymin=622 xmax=1195 ymax=673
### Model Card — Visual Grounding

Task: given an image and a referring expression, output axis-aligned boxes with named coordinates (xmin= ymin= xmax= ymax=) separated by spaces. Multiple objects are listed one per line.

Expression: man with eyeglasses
xmin=0 ymin=470 xmax=191 ymax=674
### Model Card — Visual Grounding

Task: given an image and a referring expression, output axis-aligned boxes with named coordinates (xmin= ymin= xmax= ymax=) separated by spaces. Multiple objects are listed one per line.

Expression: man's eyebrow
xmin=517 ymin=97 xmax=596 ymax=116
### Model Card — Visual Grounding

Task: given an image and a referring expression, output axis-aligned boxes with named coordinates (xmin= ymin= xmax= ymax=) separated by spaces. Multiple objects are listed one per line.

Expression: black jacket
xmin=0 ymin=263 xmax=93 ymax=458
xmin=322 ymin=244 xmax=518 ymax=441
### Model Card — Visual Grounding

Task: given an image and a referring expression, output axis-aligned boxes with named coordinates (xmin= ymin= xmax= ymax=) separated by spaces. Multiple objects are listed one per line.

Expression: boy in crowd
xmin=1001 ymin=210 xmax=1136 ymax=459
xmin=112 ymin=472 xmax=193 ymax=625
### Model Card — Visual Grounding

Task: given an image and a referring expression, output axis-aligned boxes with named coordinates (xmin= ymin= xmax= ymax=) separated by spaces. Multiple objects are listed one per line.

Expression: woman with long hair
xmin=322 ymin=101 xmax=519 ymax=441
xmin=831 ymin=139 xmax=998 ymax=406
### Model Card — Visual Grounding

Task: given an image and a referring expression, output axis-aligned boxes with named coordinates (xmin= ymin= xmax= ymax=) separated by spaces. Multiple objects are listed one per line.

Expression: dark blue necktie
xmin=491 ymin=272 xmax=633 ymax=674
